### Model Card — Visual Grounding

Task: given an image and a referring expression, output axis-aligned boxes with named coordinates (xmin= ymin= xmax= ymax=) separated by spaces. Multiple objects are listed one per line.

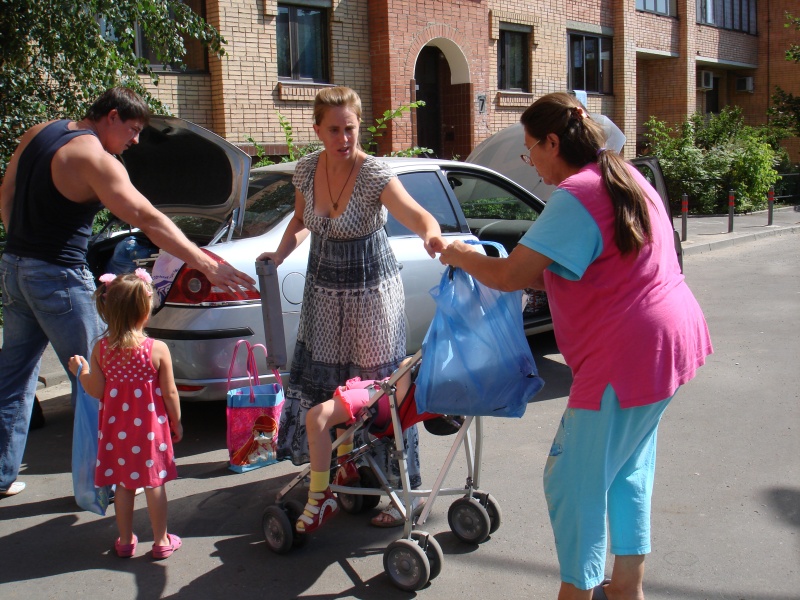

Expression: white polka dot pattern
xmin=94 ymin=337 xmax=177 ymax=489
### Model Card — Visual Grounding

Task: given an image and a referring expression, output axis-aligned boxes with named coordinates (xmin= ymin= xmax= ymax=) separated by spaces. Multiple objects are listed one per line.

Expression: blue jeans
xmin=0 ymin=254 xmax=102 ymax=490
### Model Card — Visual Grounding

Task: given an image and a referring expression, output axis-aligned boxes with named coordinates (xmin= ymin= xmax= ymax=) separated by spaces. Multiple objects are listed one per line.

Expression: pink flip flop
xmin=151 ymin=533 xmax=182 ymax=560
xmin=115 ymin=534 xmax=138 ymax=558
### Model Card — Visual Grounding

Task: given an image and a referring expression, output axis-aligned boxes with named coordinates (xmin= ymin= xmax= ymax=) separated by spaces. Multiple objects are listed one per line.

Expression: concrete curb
xmin=680 ymin=223 xmax=800 ymax=256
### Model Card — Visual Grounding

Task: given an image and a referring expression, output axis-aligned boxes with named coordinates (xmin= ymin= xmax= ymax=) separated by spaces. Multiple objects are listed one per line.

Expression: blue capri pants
xmin=543 ymin=384 xmax=674 ymax=590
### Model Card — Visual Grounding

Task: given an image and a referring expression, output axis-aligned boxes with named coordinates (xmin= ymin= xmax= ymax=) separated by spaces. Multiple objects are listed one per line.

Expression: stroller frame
xmin=256 ymin=260 xmax=501 ymax=592
xmin=262 ymin=350 xmax=501 ymax=591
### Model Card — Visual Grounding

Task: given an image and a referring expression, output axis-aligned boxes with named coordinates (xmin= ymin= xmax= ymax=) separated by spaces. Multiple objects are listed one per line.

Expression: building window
xmin=635 ymin=0 xmax=676 ymax=16
xmin=568 ymin=33 xmax=612 ymax=95
xmin=135 ymin=0 xmax=208 ymax=72
xmin=498 ymin=24 xmax=530 ymax=92
xmin=277 ymin=3 xmax=329 ymax=82
xmin=697 ymin=0 xmax=757 ymax=35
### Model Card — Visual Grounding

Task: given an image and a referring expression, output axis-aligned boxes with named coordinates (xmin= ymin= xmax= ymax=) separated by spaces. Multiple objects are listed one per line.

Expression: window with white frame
xmin=277 ymin=2 xmax=330 ymax=82
xmin=697 ymin=0 xmax=757 ymax=35
xmin=635 ymin=0 xmax=676 ymax=17
xmin=568 ymin=33 xmax=613 ymax=95
xmin=498 ymin=23 xmax=530 ymax=92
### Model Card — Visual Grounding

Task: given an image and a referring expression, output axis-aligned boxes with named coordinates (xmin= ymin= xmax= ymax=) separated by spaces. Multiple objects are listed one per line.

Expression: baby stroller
xmin=256 ymin=261 xmax=502 ymax=592
xmin=261 ymin=349 xmax=501 ymax=591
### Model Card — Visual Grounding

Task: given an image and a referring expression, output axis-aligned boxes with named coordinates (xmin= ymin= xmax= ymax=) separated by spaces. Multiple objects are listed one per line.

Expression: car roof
xmin=251 ymin=156 xmax=543 ymax=200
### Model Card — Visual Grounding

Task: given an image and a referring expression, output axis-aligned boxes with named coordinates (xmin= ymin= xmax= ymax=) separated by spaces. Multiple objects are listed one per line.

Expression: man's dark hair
xmin=84 ymin=87 xmax=151 ymax=124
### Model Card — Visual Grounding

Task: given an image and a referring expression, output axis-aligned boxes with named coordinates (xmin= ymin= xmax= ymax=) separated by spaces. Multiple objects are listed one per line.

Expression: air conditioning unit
xmin=736 ymin=76 xmax=755 ymax=92
xmin=697 ymin=70 xmax=714 ymax=90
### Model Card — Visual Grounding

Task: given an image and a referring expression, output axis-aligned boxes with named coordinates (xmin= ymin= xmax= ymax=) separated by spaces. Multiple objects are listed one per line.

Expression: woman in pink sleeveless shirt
xmin=440 ymin=92 xmax=712 ymax=600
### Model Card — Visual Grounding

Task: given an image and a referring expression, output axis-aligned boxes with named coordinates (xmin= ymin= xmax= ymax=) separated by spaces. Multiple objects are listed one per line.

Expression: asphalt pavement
xmin=16 ymin=206 xmax=800 ymax=394
xmin=1 ymin=211 xmax=798 ymax=599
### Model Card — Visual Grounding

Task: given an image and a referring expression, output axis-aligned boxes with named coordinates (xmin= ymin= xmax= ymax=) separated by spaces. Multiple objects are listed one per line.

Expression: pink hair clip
xmin=134 ymin=268 xmax=152 ymax=284
xmin=99 ymin=273 xmax=116 ymax=285
xmin=134 ymin=268 xmax=154 ymax=296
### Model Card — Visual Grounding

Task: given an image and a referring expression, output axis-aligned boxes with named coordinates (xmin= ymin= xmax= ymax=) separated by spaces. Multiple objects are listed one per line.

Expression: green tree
xmin=786 ymin=12 xmax=800 ymax=62
xmin=0 ymin=0 xmax=226 ymax=181
xmin=644 ymin=107 xmax=781 ymax=214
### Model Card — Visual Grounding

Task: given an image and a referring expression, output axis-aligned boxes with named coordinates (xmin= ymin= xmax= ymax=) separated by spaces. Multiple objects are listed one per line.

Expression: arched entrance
xmin=413 ymin=39 xmax=472 ymax=160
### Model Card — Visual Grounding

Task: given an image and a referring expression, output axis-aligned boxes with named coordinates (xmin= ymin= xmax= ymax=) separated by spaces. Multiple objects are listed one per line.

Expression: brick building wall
xmin=764 ymin=0 xmax=800 ymax=159
xmin=140 ymin=74 xmax=214 ymax=127
xmin=143 ymin=0 xmax=797 ymax=161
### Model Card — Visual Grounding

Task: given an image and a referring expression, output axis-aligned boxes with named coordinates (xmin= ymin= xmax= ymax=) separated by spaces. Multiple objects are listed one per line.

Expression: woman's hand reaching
xmin=256 ymin=251 xmax=283 ymax=267
xmin=424 ymin=235 xmax=448 ymax=258
xmin=438 ymin=239 xmax=478 ymax=268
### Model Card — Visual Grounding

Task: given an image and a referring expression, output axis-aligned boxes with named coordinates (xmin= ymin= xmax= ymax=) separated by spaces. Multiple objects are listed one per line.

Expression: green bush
xmin=644 ymin=107 xmax=782 ymax=214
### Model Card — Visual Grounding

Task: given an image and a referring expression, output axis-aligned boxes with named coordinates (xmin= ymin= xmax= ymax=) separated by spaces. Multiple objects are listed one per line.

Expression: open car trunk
xmin=86 ymin=116 xmax=251 ymax=282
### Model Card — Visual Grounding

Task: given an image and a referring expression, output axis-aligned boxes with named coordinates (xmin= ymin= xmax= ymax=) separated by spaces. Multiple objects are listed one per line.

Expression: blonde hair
xmin=520 ymin=92 xmax=652 ymax=255
xmin=313 ymin=86 xmax=362 ymax=125
xmin=95 ymin=273 xmax=154 ymax=351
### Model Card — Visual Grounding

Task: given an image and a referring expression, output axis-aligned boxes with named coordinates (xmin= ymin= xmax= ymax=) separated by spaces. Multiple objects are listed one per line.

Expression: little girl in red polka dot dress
xmin=69 ymin=269 xmax=183 ymax=560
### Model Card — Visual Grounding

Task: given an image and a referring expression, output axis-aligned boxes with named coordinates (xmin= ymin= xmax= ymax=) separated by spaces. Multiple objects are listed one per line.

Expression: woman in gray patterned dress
xmin=258 ymin=87 xmax=445 ymax=527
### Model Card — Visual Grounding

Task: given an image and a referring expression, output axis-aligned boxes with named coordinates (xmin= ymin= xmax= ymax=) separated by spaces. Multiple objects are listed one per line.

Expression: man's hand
xmin=204 ymin=261 xmax=257 ymax=298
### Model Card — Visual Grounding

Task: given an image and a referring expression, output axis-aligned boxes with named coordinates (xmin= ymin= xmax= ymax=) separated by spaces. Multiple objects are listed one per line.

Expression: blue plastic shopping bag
xmin=415 ymin=241 xmax=544 ymax=418
xmin=71 ymin=365 xmax=110 ymax=515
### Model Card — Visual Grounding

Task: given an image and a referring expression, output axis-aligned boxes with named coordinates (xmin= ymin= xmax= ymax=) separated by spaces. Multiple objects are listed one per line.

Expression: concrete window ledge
xmin=278 ymin=82 xmax=333 ymax=102
xmin=496 ymin=91 xmax=534 ymax=108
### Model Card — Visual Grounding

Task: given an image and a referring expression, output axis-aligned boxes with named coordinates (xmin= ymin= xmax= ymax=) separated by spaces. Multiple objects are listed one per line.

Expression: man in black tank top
xmin=0 ymin=88 xmax=257 ymax=497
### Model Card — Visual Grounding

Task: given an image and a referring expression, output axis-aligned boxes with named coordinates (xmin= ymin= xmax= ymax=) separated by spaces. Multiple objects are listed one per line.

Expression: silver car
xmin=88 ymin=117 xmax=550 ymax=401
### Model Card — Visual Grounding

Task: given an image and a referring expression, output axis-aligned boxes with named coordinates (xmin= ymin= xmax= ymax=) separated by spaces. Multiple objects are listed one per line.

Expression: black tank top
xmin=5 ymin=120 xmax=103 ymax=267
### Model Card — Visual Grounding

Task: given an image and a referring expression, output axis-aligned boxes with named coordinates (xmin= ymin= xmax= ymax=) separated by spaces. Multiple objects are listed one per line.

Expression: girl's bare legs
xmin=295 ymin=398 xmax=353 ymax=533
xmin=113 ymin=486 xmax=137 ymax=545
xmin=306 ymin=399 xmax=352 ymax=473
xmin=144 ymin=485 xmax=170 ymax=547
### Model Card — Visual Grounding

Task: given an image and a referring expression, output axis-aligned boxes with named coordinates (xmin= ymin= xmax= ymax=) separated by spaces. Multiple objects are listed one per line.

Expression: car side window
xmin=385 ymin=171 xmax=461 ymax=236
xmin=448 ymin=172 xmax=539 ymax=221
xmin=445 ymin=170 xmax=540 ymax=255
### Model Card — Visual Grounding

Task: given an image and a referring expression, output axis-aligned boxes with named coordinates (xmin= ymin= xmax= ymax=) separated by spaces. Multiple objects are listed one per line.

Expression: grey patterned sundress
xmin=276 ymin=150 xmax=420 ymax=486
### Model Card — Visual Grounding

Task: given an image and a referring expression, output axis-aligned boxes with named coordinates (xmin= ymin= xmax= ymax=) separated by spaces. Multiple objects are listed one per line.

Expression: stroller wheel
xmin=409 ymin=530 xmax=444 ymax=580
xmin=337 ymin=483 xmax=365 ymax=514
xmin=384 ymin=538 xmax=431 ymax=592
xmin=448 ymin=497 xmax=491 ymax=544
xmin=358 ymin=466 xmax=382 ymax=510
xmin=262 ymin=505 xmax=294 ymax=554
xmin=474 ymin=491 xmax=503 ymax=534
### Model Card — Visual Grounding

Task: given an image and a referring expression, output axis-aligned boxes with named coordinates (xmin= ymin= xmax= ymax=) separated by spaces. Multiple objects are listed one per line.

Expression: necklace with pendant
xmin=325 ymin=152 xmax=358 ymax=211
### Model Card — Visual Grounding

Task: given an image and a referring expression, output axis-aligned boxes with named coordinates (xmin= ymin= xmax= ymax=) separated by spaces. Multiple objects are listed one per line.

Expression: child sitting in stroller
xmin=296 ymin=358 xmax=413 ymax=534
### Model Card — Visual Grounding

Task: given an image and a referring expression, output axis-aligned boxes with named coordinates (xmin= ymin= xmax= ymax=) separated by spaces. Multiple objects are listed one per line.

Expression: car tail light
xmin=164 ymin=249 xmax=260 ymax=306
xmin=176 ymin=384 xmax=205 ymax=392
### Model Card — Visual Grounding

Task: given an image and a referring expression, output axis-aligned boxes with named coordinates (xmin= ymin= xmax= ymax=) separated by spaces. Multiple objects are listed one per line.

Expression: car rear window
xmin=239 ymin=172 xmax=296 ymax=238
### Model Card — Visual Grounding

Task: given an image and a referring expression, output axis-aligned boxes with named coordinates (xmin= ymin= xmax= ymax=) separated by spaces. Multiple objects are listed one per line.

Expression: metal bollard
xmin=728 ymin=189 xmax=735 ymax=233
xmin=768 ymin=186 xmax=774 ymax=226
xmin=681 ymin=193 xmax=688 ymax=242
